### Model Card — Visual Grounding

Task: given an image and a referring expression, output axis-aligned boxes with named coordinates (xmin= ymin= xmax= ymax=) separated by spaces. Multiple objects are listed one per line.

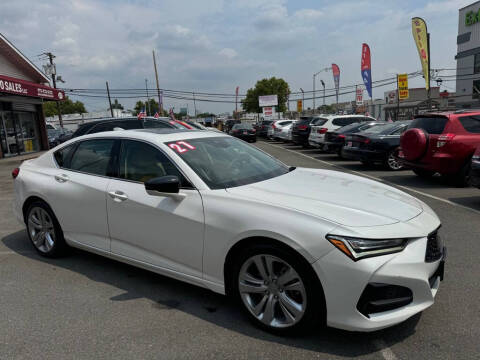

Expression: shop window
xmin=475 ymin=54 xmax=480 ymax=74
xmin=473 ymin=80 xmax=480 ymax=99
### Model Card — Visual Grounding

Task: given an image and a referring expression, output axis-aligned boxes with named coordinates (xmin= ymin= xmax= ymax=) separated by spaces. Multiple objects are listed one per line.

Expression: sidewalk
xmin=0 ymin=151 xmax=45 ymax=166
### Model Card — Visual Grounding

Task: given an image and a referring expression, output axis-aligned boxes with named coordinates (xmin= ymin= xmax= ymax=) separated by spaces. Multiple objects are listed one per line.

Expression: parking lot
xmin=1 ymin=142 xmax=479 ymax=360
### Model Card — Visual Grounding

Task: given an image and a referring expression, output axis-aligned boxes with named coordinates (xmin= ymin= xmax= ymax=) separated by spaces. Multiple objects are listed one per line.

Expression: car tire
xmin=337 ymin=146 xmax=344 ymax=159
xmin=231 ymin=243 xmax=325 ymax=335
xmin=413 ymin=169 xmax=435 ymax=178
xmin=385 ymin=149 xmax=404 ymax=171
xmin=26 ymin=201 xmax=68 ymax=258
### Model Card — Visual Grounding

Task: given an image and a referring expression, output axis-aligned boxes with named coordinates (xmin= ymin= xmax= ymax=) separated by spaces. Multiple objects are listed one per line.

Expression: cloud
xmin=219 ymin=48 xmax=238 ymax=59
xmin=293 ymin=9 xmax=323 ymax=21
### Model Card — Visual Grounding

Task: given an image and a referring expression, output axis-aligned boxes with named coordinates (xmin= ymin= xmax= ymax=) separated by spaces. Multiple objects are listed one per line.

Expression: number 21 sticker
xmin=168 ymin=141 xmax=196 ymax=153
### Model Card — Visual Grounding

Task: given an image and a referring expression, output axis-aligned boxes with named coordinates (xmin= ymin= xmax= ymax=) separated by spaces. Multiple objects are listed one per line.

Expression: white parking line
xmin=263 ymin=142 xmax=480 ymax=216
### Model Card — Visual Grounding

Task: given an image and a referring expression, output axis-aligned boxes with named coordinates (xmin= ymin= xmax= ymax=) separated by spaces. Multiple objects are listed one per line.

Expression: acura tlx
xmin=12 ymin=128 xmax=445 ymax=334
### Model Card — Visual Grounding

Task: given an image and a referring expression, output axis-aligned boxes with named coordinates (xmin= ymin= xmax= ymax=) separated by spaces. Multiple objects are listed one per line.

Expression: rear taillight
xmin=436 ymin=133 xmax=455 ymax=147
xmin=272 ymin=124 xmax=276 ymax=129
xmin=364 ymin=138 xmax=371 ymax=144
xmin=12 ymin=167 xmax=20 ymax=179
xmin=317 ymin=127 xmax=328 ymax=134
xmin=261 ymin=125 xmax=265 ymax=129
xmin=338 ymin=134 xmax=346 ymax=139
xmin=298 ymin=125 xmax=308 ymax=130
xmin=251 ymin=129 xmax=256 ymax=133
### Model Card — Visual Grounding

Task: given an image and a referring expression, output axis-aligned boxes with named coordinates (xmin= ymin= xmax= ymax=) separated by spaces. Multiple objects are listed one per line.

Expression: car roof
xmin=71 ymin=127 xmax=227 ymax=144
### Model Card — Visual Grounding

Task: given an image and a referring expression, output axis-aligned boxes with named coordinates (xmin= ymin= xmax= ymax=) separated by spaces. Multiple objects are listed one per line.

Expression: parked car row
xmin=260 ymin=111 xmax=480 ymax=188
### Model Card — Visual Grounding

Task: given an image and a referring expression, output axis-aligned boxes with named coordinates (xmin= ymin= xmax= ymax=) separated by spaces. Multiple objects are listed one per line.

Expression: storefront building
xmin=0 ymin=33 xmax=64 ymax=158
xmin=456 ymin=1 xmax=480 ymax=108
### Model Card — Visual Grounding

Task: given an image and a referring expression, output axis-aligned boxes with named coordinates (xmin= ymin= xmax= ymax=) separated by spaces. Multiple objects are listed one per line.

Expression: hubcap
xmin=27 ymin=207 xmax=56 ymax=253
xmin=238 ymin=254 xmax=307 ymax=328
xmin=388 ymin=153 xmax=403 ymax=170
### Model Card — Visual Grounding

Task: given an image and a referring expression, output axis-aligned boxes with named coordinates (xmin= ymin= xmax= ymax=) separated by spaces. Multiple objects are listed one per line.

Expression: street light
xmin=313 ymin=67 xmax=331 ymax=113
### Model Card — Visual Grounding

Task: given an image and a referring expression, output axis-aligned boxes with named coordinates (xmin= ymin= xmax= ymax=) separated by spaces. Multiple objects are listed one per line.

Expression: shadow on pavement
xmin=2 ymin=230 xmax=421 ymax=358
xmin=447 ymin=196 xmax=480 ymax=211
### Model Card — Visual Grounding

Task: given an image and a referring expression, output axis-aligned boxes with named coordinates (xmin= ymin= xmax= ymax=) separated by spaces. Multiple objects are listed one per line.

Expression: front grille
xmin=425 ymin=230 xmax=443 ymax=262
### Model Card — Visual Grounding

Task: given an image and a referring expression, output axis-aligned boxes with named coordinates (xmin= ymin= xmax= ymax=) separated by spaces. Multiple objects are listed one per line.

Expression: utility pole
xmin=145 ymin=79 xmax=150 ymax=116
xmin=321 ymin=80 xmax=325 ymax=110
xmin=396 ymin=74 xmax=400 ymax=121
xmin=152 ymin=50 xmax=162 ymax=115
xmin=193 ymin=92 xmax=197 ymax=117
xmin=300 ymin=88 xmax=304 ymax=114
xmin=44 ymin=52 xmax=63 ymax=128
xmin=106 ymin=81 xmax=114 ymax=117
xmin=427 ymin=32 xmax=432 ymax=110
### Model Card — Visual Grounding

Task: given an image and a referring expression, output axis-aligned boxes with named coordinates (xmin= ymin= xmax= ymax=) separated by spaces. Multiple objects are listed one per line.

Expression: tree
xmin=111 ymin=99 xmax=124 ymax=110
xmin=241 ymin=77 xmax=290 ymax=113
xmin=133 ymin=99 xmax=164 ymax=116
xmin=43 ymin=96 xmax=86 ymax=117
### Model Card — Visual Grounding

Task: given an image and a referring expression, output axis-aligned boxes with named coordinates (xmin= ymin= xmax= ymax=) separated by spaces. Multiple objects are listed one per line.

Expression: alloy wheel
xmin=28 ymin=207 xmax=56 ymax=253
xmin=387 ymin=152 xmax=403 ymax=170
xmin=238 ymin=254 xmax=307 ymax=328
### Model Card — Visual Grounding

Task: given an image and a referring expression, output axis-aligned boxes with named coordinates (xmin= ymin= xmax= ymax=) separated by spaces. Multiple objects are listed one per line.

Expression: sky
xmin=0 ymin=0 xmax=474 ymax=114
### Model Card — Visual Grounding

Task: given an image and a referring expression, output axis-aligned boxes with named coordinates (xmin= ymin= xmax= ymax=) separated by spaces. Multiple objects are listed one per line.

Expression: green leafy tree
xmin=241 ymin=77 xmax=290 ymax=113
xmin=133 ymin=99 xmax=163 ymax=116
xmin=43 ymin=96 xmax=87 ymax=117
xmin=111 ymin=99 xmax=124 ymax=110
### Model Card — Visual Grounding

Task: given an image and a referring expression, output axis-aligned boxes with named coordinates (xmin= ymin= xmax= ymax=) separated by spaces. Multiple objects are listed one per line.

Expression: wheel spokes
xmin=239 ymin=281 xmax=267 ymax=294
xmin=279 ymin=293 xmax=303 ymax=319
xmin=262 ymin=295 xmax=277 ymax=325
xmin=32 ymin=231 xmax=45 ymax=247
xmin=253 ymin=256 xmax=269 ymax=281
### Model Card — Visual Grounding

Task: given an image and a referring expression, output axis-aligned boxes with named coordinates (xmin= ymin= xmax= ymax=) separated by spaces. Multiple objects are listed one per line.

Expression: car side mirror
xmin=145 ymin=175 xmax=184 ymax=198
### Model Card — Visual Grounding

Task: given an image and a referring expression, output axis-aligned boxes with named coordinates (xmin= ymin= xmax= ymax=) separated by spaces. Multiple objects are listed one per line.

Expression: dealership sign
xmin=262 ymin=106 xmax=275 ymax=117
xmin=356 ymin=87 xmax=363 ymax=106
xmin=397 ymin=74 xmax=409 ymax=100
xmin=0 ymin=74 xmax=65 ymax=101
xmin=466 ymin=9 xmax=480 ymax=26
xmin=259 ymin=95 xmax=278 ymax=107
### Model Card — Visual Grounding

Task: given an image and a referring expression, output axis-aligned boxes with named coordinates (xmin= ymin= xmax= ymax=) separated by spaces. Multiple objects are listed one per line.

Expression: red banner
xmin=0 ymin=74 xmax=65 ymax=101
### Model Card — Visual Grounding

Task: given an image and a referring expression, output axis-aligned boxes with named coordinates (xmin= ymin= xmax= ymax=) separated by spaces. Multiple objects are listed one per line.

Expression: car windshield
xmin=232 ymin=123 xmax=253 ymax=129
xmin=166 ymin=137 xmax=289 ymax=189
xmin=361 ymin=123 xmax=397 ymax=134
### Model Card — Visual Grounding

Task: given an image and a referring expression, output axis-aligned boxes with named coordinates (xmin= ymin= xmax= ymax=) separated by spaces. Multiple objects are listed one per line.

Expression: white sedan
xmin=12 ymin=129 xmax=445 ymax=333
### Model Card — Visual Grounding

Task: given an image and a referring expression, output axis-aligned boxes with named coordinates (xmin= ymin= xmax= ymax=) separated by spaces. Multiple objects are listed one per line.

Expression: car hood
xmin=226 ymin=168 xmax=423 ymax=227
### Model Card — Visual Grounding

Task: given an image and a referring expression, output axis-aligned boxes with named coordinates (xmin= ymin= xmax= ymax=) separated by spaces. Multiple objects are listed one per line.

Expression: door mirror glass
xmin=145 ymin=175 xmax=180 ymax=194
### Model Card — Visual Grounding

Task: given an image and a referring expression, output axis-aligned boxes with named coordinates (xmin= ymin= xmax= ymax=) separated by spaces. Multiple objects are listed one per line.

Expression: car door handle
xmin=54 ymin=174 xmax=69 ymax=183
xmin=108 ymin=191 xmax=128 ymax=202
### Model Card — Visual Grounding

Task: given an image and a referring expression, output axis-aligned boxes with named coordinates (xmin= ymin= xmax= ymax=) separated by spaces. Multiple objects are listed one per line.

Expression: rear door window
xmin=332 ymin=117 xmax=358 ymax=127
xmin=409 ymin=117 xmax=448 ymax=134
xmin=311 ymin=118 xmax=327 ymax=126
xmin=89 ymin=122 xmax=116 ymax=134
xmin=113 ymin=120 xmax=142 ymax=130
xmin=54 ymin=143 xmax=77 ymax=168
xmin=69 ymin=139 xmax=116 ymax=176
xmin=458 ymin=115 xmax=480 ymax=133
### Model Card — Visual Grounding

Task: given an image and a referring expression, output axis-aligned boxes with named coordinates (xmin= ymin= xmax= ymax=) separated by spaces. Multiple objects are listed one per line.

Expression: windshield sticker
xmin=168 ymin=141 xmax=196 ymax=153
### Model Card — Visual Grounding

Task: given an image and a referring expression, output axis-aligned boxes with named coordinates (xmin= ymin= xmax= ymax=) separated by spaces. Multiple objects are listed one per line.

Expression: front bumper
xmin=313 ymin=237 xmax=444 ymax=332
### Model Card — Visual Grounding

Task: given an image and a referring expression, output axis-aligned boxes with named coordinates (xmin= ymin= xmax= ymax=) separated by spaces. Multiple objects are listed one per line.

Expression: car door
xmin=106 ymin=139 xmax=205 ymax=279
xmin=48 ymin=138 xmax=116 ymax=251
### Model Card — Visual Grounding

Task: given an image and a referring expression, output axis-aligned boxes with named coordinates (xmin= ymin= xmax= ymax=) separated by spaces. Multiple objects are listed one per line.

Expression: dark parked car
xmin=71 ymin=117 xmax=187 ymax=138
xmin=470 ymin=146 xmax=480 ymax=189
xmin=291 ymin=116 xmax=326 ymax=147
xmin=342 ymin=121 xmax=411 ymax=170
xmin=224 ymin=119 xmax=241 ymax=133
xmin=229 ymin=123 xmax=257 ymax=142
xmin=47 ymin=128 xmax=73 ymax=148
xmin=399 ymin=112 xmax=480 ymax=186
xmin=324 ymin=121 xmax=384 ymax=157
xmin=257 ymin=120 xmax=274 ymax=137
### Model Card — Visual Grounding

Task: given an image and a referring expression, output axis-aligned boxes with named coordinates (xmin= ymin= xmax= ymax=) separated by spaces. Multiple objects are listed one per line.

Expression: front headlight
xmin=326 ymin=235 xmax=408 ymax=261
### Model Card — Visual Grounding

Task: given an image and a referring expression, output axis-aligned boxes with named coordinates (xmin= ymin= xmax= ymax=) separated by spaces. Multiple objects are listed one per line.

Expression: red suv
xmin=399 ymin=111 xmax=480 ymax=186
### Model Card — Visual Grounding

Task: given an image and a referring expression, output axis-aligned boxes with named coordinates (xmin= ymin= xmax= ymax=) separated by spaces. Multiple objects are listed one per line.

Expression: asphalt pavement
xmin=1 ymin=144 xmax=479 ymax=360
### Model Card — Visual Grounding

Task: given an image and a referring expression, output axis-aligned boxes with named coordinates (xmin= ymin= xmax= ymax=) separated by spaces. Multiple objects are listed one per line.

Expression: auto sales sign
xmin=0 ymin=74 xmax=65 ymax=101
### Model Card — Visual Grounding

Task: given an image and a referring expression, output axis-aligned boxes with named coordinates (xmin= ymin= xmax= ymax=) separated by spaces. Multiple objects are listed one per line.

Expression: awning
xmin=0 ymin=74 xmax=65 ymax=101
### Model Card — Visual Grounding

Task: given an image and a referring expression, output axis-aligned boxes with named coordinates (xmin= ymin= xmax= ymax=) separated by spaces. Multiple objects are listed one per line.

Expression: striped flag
xmin=153 ymin=112 xmax=160 ymax=118
xmin=137 ymin=108 xmax=146 ymax=120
